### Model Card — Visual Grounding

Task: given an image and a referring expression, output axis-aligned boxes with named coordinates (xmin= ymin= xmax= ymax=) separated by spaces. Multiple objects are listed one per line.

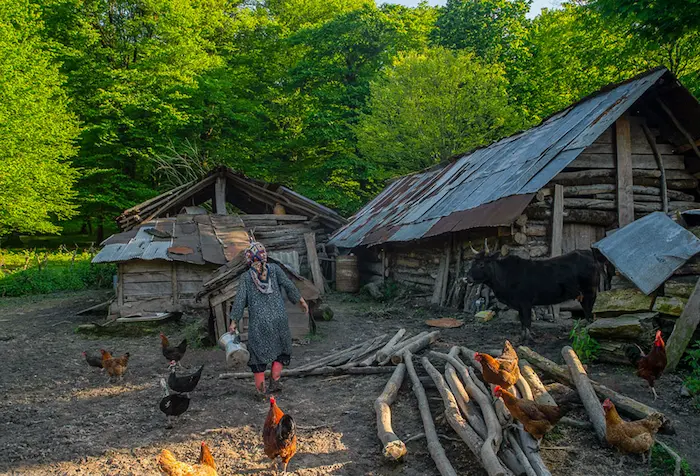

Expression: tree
xmin=356 ymin=47 xmax=523 ymax=177
xmin=0 ymin=0 xmax=80 ymax=236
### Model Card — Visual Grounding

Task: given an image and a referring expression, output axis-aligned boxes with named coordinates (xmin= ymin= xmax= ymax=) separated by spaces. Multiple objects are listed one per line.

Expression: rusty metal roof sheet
xmin=92 ymin=215 xmax=249 ymax=265
xmin=592 ymin=212 xmax=700 ymax=294
xmin=330 ymin=68 xmax=669 ymax=248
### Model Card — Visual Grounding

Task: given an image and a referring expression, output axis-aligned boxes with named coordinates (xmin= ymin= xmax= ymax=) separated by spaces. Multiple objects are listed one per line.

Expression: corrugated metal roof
xmin=592 ymin=212 xmax=700 ymax=294
xmin=330 ymin=68 xmax=668 ymax=248
xmin=92 ymin=215 xmax=249 ymax=265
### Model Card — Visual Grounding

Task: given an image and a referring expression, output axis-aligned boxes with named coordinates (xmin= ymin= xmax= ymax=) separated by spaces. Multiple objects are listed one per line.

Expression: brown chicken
xmin=160 ymin=333 xmax=188 ymax=366
xmin=603 ymin=398 xmax=663 ymax=464
xmin=494 ymin=385 xmax=571 ymax=440
xmin=625 ymin=330 xmax=667 ymax=400
xmin=475 ymin=340 xmax=520 ymax=389
xmin=158 ymin=441 xmax=217 ymax=476
xmin=263 ymin=396 xmax=297 ymax=475
xmin=100 ymin=350 xmax=130 ymax=381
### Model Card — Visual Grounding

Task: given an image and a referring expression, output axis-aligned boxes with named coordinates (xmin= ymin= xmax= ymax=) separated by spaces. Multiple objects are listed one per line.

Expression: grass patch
xmin=0 ymin=248 xmax=114 ymax=297
xmin=683 ymin=340 xmax=700 ymax=410
xmin=76 ymin=321 xmax=169 ymax=339
xmin=650 ymin=442 xmax=693 ymax=476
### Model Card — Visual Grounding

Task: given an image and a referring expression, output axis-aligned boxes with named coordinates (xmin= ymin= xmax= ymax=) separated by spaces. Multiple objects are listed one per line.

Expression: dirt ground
xmin=0 ymin=290 xmax=698 ymax=476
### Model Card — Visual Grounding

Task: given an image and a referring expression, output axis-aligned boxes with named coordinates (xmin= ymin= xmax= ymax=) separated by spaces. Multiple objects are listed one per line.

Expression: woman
xmin=228 ymin=241 xmax=308 ymax=396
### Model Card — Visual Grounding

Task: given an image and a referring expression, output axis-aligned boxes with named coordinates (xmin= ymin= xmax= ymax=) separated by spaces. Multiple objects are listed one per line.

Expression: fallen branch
xmin=375 ymin=328 xmax=407 ymax=363
xmin=656 ymin=439 xmax=682 ymax=476
xmin=374 ymin=363 xmax=407 ymax=461
xmin=345 ymin=334 xmax=388 ymax=364
xmin=515 ymin=374 xmax=533 ymax=401
xmin=445 ymin=347 xmax=488 ymax=439
xmin=422 ymin=357 xmax=510 ymax=476
xmin=561 ymin=346 xmax=606 ymax=444
xmin=403 ymin=351 xmax=458 ymax=476
xmin=463 ymin=347 xmax=511 ymax=426
xmin=391 ymin=331 xmax=440 ymax=364
xmin=519 ymin=360 xmax=556 ymax=406
xmin=518 ymin=346 xmax=674 ymax=434
xmin=219 ymin=365 xmax=395 ymax=379
xmin=378 ymin=332 xmax=426 ymax=365
xmin=518 ymin=427 xmax=552 ymax=476
xmin=295 ymin=342 xmax=366 ymax=372
xmin=506 ymin=432 xmax=537 ymax=476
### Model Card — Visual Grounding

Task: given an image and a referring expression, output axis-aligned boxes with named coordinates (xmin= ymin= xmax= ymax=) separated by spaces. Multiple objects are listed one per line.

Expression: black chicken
xmin=160 ymin=333 xmax=187 ymax=366
xmin=159 ymin=378 xmax=190 ymax=428
xmin=168 ymin=363 xmax=204 ymax=394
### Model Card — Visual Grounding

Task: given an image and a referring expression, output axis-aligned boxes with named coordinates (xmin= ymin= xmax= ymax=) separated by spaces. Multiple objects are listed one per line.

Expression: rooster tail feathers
xmin=178 ymin=339 xmax=188 ymax=352
xmin=157 ymin=449 xmax=178 ymax=471
xmin=625 ymin=345 xmax=643 ymax=366
xmin=277 ymin=414 xmax=296 ymax=441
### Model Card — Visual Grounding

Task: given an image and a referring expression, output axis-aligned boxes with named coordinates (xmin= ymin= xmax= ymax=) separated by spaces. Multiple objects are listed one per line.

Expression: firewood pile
xmin=218 ymin=328 xmax=440 ymax=380
xmin=373 ymin=342 xmax=677 ymax=476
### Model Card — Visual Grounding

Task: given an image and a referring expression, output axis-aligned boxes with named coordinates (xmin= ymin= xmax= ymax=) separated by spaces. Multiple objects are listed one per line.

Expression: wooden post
xmin=171 ymin=262 xmax=178 ymax=305
xmin=550 ymin=184 xmax=564 ymax=319
xmin=439 ymin=239 xmax=452 ymax=306
xmin=380 ymin=248 xmax=386 ymax=284
xmin=117 ymin=265 xmax=124 ymax=313
xmin=561 ymin=346 xmax=607 ymax=444
xmin=213 ymin=303 xmax=227 ymax=340
xmin=432 ymin=243 xmax=449 ymax=305
xmin=304 ymin=233 xmax=325 ymax=295
xmin=657 ymin=97 xmax=700 ymax=160
xmin=666 ymin=278 xmax=700 ymax=371
xmin=214 ymin=175 xmax=227 ymax=215
xmin=641 ymin=122 xmax=668 ymax=213
xmin=615 ymin=115 xmax=634 ymax=227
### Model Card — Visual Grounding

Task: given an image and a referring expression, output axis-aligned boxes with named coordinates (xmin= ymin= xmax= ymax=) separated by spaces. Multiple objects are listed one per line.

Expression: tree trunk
xmin=374 ymin=364 xmax=407 ymax=461
xmin=561 ymin=347 xmax=607 ymax=445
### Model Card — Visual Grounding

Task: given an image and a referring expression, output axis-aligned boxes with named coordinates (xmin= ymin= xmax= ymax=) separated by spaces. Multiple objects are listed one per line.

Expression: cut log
xmin=294 ymin=342 xmax=367 ymax=372
xmin=518 ymin=346 xmax=674 ymax=434
xmin=423 ymin=357 xmax=510 ymax=476
xmin=518 ymin=360 xmax=557 ymax=406
xmin=403 ymin=352 xmax=458 ymax=476
xmin=374 ymin=363 xmax=407 ymax=461
xmin=341 ymin=334 xmax=389 ymax=367
xmin=218 ymin=365 xmax=396 ymax=379
xmin=526 ymin=206 xmax=617 ymax=226
xmin=312 ymin=303 xmax=334 ymax=321
xmin=391 ymin=331 xmax=440 ymax=364
xmin=378 ymin=332 xmax=428 ymax=365
xmin=506 ymin=432 xmax=537 ymax=476
xmin=375 ymin=329 xmax=407 ymax=363
xmin=444 ymin=347 xmax=488 ymax=439
xmin=666 ymin=278 xmax=700 ymax=371
xmin=517 ymin=427 xmax=552 ymax=476
xmin=430 ymin=351 xmax=504 ymax=450
xmin=561 ymin=346 xmax=606 ymax=444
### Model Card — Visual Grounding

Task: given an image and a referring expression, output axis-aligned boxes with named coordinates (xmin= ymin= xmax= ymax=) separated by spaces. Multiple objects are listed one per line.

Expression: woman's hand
xmin=228 ymin=320 xmax=237 ymax=333
xmin=299 ymin=298 xmax=309 ymax=315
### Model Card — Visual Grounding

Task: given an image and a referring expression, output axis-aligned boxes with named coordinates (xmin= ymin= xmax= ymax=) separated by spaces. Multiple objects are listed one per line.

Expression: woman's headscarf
xmin=245 ymin=241 xmax=273 ymax=294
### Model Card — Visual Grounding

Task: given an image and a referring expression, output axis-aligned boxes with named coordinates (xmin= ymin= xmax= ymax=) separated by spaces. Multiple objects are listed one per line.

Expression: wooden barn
xmin=93 ymin=167 xmax=345 ymax=321
xmin=329 ymin=67 xmax=700 ymax=313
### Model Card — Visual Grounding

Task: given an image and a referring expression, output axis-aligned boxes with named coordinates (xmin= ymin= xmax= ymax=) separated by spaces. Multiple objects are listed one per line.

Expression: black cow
xmin=468 ymin=242 xmax=600 ymax=342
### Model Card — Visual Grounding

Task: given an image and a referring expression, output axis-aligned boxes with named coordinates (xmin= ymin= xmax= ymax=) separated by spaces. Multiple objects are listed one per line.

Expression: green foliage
xmin=0 ymin=0 xmax=80 ymax=236
xmin=649 ymin=442 xmax=693 ymax=476
xmin=0 ymin=249 xmax=114 ymax=297
xmin=569 ymin=319 xmax=599 ymax=363
xmin=684 ymin=340 xmax=700 ymax=410
xmin=356 ymin=47 xmax=523 ymax=176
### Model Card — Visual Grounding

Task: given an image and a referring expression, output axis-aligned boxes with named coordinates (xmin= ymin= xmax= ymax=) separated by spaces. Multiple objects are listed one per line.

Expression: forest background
xmin=1 ymin=0 xmax=699 ymax=244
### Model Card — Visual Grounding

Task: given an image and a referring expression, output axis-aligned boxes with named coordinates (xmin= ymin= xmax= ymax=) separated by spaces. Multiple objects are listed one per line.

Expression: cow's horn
xmin=469 ymin=242 xmax=478 ymax=253
xmin=484 ymin=238 xmax=490 ymax=254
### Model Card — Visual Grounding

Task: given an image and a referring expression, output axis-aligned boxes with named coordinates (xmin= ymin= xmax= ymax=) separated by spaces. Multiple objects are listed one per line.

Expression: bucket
xmin=336 ymin=254 xmax=360 ymax=293
xmin=218 ymin=331 xmax=250 ymax=366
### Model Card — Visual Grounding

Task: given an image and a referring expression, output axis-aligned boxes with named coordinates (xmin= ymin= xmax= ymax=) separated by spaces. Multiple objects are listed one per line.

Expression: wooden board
xmin=122 ymin=271 xmax=172 ymax=283
xmin=304 ymin=232 xmax=325 ymax=294
xmin=551 ymin=184 xmax=564 ymax=257
xmin=123 ymin=281 xmax=175 ymax=297
xmin=213 ymin=303 xmax=228 ymax=340
xmin=214 ymin=176 xmax=227 ymax=215
xmin=584 ymin=142 xmax=675 ymax=155
xmin=562 ymin=224 xmax=606 ymax=255
xmin=568 ymin=153 xmax=684 ymax=170
xmin=121 ymin=260 xmax=171 ymax=274
xmin=615 ymin=116 xmax=634 ymax=227
xmin=666 ymin=278 xmax=700 ymax=371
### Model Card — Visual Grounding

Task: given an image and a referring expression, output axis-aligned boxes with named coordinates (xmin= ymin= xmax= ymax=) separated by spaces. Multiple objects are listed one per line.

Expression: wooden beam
xmin=615 ymin=115 xmax=635 ymax=227
xmin=665 ymin=278 xmax=700 ymax=371
xmin=641 ymin=123 xmax=669 ymax=213
xmin=213 ymin=303 xmax=228 ymax=340
xmin=171 ymin=262 xmax=178 ymax=304
xmin=550 ymin=184 xmax=564 ymax=319
xmin=214 ymin=175 xmax=227 ymax=215
xmin=304 ymin=233 xmax=325 ymax=295
xmin=657 ymin=97 xmax=700 ymax=159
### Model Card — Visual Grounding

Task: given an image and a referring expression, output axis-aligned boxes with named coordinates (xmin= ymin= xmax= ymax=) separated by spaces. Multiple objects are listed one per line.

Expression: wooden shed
xmin=94 ymin=167 xmax=346 ymax=318
xmin=329 ymin=67 xmax=700 ymax=313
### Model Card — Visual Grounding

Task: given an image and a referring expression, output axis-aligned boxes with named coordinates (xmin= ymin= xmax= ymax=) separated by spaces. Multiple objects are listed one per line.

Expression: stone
xmin=664 ymin=278 xmax=698 ymax=299
xmin=586 ymin=313 xmax=657 ymax=341
xmin=653 ymin=296 xmax=687 ymax=317
xmin=362 ymin=282 xmax=383 ymax=300
xmin=593 ymin=288 xmax=654 ymax=316
xmin=680 ymin=385 xmax=691 ymax=398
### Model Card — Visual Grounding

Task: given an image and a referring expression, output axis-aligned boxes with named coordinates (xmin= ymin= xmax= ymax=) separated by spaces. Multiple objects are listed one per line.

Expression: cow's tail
xmin=625 ymin=344 xmax=642 ymax=367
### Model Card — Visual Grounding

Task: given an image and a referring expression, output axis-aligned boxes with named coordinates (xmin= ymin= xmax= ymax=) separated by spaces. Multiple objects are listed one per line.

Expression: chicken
xmin=168 ymin=362 xmax=204 ymax=395
xmin=100 ymin=350 xmax=130 ymax=381
xmin=494 ymin=385 xmax=571 ymax=440
xmin=474 ymin=340 xmax=520 ymax=389
xmin=625 ymin=330 xmax=667 ymax=400
xmin=160 ymin=378 xmax=190 ymax=428
xmin=160 ymin=333 xmax=187 ymax=366
xmin=157 ymin=441 xmax=217 ymax=476
xmin=263 ymin=396 xmax=297 ymax=475
xmin=603 ymin=398 xmax=663 ymax=465
xmin=83 ymin=351 xmax=105 ymax=370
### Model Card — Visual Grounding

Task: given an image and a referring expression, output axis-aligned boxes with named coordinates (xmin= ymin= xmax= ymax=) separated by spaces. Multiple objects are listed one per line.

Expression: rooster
xmin=494 ymin=385 xmax=572 ymax=440
xmin=100 ymin=350 xmax=130 ymax=381
xmin=625 ymin=330 xmax=667 ymax=400
xmin=474 ymin=340 xmax=520 ymax=389
xmin=263 ymin=396 xmax=297 ymax=475
xmin=158 ymin=441 xmax=217 ymax=476
xmin=160 ymin=333 xmax=187 ymax=367
xmin=603 ymin=398 xmax=663 ymax=465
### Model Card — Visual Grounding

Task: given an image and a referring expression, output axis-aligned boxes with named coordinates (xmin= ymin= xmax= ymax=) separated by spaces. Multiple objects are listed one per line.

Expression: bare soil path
xmin=0 ymin=291 xmax=697 ymax=475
